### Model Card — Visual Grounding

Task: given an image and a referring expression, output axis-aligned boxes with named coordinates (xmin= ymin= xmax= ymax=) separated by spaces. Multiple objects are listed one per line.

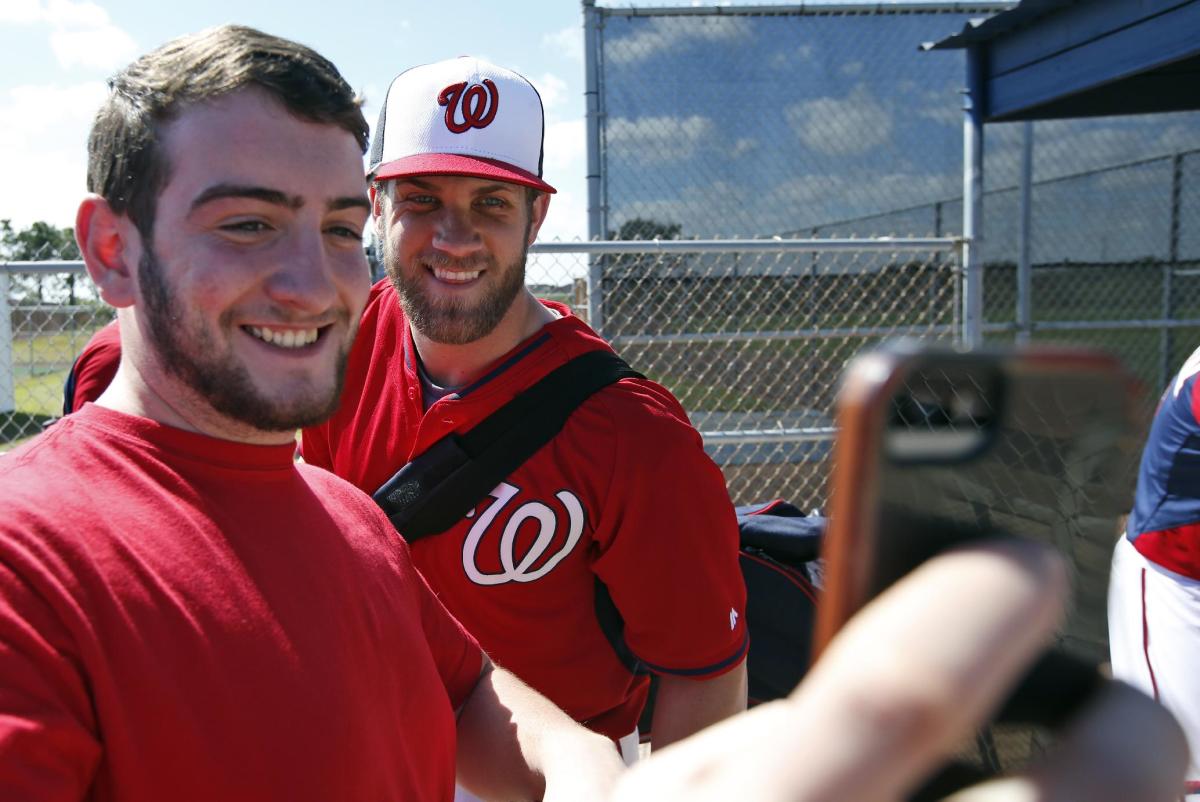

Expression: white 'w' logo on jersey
xmin=461 ymin=481 xmax=584 ymax=586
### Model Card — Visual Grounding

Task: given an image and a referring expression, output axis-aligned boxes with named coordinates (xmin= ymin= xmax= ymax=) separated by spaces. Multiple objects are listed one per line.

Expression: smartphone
xmin=812 ymin=341 xmax=1143 ymax=787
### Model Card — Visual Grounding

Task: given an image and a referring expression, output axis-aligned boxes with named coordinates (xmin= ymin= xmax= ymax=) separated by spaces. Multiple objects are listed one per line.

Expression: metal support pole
xmin=0 ymin=270 xmax=14 ymax=413
xmin=961 ymin=45 xmax=986 ymax=348
xmin=1163 ymin=152 xmax=1184 ymax=387
xmin=583 ymin=0 xmax=605 ymax=333
xmin=1016 ymin=121 xmax=1033 ymax=346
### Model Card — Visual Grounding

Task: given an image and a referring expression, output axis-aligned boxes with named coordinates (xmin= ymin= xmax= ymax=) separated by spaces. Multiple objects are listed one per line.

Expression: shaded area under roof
xmin=924 ymin=0 xmax=1200 ymax=122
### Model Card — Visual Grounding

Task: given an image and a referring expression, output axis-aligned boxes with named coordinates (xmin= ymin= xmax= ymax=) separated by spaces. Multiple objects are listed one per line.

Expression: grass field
xmin=2 ymin=328 xmax=98 ymax=446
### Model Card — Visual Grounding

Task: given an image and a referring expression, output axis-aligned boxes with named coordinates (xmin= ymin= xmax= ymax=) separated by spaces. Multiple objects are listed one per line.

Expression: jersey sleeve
xmin=0 ymin=556 xmax=101 ymax=800
xmin=589 ymin=381 xmax=748 ymax=678
xmin=62 ymin=321 xmax=121 ymax=415
xmin=297 ymin=422 xmax=333 ymax=470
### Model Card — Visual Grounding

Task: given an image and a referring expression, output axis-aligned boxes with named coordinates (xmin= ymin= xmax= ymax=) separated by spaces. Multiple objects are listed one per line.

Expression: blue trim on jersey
xmin=638 ymin=629 xmax=750 ymax=678
xmin=1129 ymin=356 xmax=1200 ymax=540
xmin=456 ymin=332 xmax=552 ymax=399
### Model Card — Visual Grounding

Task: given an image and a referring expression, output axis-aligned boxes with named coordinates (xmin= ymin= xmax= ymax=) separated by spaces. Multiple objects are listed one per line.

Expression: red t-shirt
xmin=62 ymin=320 xmax=121 ymax=414
xmin=303 ymin=280 xmax=748 ymax=739
xmin=0 ymin=404 xmax=482 ymax=802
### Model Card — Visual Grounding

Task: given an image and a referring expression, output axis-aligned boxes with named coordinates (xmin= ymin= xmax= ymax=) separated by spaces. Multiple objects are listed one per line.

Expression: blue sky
xmin=4 ymin=0 xmax=1197 ymax=262
xmin=0 ymin=0 xmax=591 ymax=240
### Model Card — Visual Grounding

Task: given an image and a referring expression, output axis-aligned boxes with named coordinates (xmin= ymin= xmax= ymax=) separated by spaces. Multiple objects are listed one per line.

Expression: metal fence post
xmin=0 ymin=270 xmax=14 ymax=413
xmin=961 ymin=45 xmax=985 ymax=348
xmin=1016 ymin=121 xmax=1034 ymax=346
xmin=1163 ymin=151 xmax=1184 ymax=387
xmin=583 ymin=0 xmax=605 ymax=334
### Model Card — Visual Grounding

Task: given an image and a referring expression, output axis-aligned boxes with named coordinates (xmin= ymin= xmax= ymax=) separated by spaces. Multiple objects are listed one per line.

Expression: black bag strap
xmin=372 ymin=349 xmax=643 ymax=542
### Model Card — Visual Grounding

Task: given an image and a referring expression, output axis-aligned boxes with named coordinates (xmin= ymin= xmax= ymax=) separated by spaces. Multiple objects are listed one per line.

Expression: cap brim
xmin=371 ymin=154 xmax=556 ymax=194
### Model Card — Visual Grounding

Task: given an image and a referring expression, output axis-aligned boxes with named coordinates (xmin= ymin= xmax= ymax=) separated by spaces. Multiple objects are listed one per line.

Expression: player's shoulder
xmin=0 ymin=415 xmax=82 ymax=480
xmin=581 ymin=374 xmax=701 ymax=449
xmin=352 ymin=278 xmax=405 ymax=347
xmin=296 ymin=461 xmax=405 ymax=532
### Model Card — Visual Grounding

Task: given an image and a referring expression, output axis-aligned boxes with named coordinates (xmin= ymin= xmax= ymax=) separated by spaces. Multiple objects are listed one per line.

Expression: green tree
xmin=1 ymin=220 xmax=84 ymax=305
xmin=607 ymin=217 xmax=683 ymax=241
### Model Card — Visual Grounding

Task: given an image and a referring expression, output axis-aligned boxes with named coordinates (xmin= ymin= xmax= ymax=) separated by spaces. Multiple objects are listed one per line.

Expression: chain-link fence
xmin=588 ymin=3 xmax=1200 ymax=410
xmin=589 ymin=3 xmax=1012 ymax=240
xmin=584 ymin=2 xmax=1195 ymax=774
xmin=0 ymin=230 xmax=112 ymax=447
xmin=2 ymin=241 xmax=959 ymax=507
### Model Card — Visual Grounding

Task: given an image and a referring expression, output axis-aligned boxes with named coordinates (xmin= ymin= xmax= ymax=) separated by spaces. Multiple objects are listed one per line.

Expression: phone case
xmin=815 ymin=341 xmax=1142 ymax=659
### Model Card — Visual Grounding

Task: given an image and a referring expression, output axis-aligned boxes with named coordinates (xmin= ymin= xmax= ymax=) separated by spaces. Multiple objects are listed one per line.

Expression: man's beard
xmin=138 ymin=247 xmax=351 ymax=432
xmin=382 ymin=240 xmax=529 ymax=346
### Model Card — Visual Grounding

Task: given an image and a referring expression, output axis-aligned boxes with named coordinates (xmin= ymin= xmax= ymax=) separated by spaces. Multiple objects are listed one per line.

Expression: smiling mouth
xmin=431 ymin=266 xmax=482 ymax=283
xmin=245 ymin=325 xmax=323 ymax=349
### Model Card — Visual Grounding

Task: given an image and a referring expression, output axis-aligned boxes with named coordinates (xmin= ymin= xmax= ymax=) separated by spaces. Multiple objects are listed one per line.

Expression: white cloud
xmin=0 ymin=81 xmax=107 ymax=228
xmin=840 ymin=61 xmax=864 ymax=77
xmin=0 ymin=144 xmax=88 ymax=229
xmin=917 ymin=103 xmax=959 ymax=129
xmin=543 ymin=118 xmax=585 ymax=175
xmin=0 ymin=0 xmax=107 ymax=26
xmin=605 ymin=16 xmax=752 ymax=66
xmin=731 ymin=137 xmax=757 ymax=158
xmin=770 ymin=45 xmax=815 ymax=70
xmin=606 ymin=114 xmax=714 ymax=163
xmin=43 ymin=0 xmax=109 ymax=28
xmin=534 ymin=187 xmax=588 ymax=244
xmin=2 ymin=0 xmax=138 ymax=71
xmin=50 ymin=24 xmax=138 ymax=70
xmin=0 ymin=0 xmax=43 ymax=24
xmin=0 ymin=81 xmax=108 ymax=146
xmin=534 ymin=72 xmax=568 ymax=112
xmin=542 ymin=25 xmax=582 ymax=63
xmin=785 ymin=84 xmax=892 ymax=156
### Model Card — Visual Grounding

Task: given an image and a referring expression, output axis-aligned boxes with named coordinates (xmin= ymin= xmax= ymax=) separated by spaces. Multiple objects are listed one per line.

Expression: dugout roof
xmin=924 ymin=0 xmax=1200 ymax=122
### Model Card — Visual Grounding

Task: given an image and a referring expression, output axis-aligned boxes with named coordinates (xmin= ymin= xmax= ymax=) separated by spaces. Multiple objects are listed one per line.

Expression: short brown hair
xmin=87 ymin=25 xmax=369 ymax=241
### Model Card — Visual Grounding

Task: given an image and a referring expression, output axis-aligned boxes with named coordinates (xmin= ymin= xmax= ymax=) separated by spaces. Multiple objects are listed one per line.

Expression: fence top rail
xmin=1 ymin=261 xmax=86 ymax=274
xmin=2 ymin=237 xmax=964 ymax=273
xmin=531 ymin=237 xmax=961 ymax=254
xmin=595 ymin=3 xmax=1014 ymax=17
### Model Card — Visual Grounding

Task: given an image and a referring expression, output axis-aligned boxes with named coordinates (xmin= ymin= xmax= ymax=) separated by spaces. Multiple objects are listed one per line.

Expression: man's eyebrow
xmin=190 ymin=184 xmax=303 ymax=212
xmin=328 ymin=196 xmax=371 ymax=213
xmin=472 ymin=182 xmax=520 ymax=196
xmin=395 ymin=177 xmax=518 ymax=196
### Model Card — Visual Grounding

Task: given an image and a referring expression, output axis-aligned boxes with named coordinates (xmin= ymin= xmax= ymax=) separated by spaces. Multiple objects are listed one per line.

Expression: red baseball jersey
xmin=302 ymin=280 xmax=748 ymax=739
xmin=63 ymin=319 xmax=121 ymax=414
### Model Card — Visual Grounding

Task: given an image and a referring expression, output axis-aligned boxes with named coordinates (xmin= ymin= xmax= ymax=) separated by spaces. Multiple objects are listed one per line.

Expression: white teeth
xmin=247 ymin=326 xmax=319 ymax=348
xmin=433 ymin=267 xmax=481 ymax=282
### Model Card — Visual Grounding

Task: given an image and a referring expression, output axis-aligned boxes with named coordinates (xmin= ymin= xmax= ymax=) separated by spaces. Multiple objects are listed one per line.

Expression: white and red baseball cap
xmin=368 ymin=56 xmax=556 ymax=194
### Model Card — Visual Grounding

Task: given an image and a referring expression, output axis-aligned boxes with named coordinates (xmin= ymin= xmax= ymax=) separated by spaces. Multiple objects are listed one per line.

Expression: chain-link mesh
xmin=1 ymin=233 xmax=112 ymax=448
xmin=589 ymin=2 xmax=1199 ymax=779
xmin=594 ymin=244 xmax=959 ymax=509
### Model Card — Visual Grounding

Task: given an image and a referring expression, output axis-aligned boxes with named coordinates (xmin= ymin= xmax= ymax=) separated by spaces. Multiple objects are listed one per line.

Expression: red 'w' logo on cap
xmin=438 ymin=80 xmax=499 ymax=134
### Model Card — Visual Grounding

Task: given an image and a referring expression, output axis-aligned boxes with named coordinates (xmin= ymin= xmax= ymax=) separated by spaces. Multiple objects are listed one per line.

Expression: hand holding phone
xmin=814 ymin=340 xmax=1143 ymax=791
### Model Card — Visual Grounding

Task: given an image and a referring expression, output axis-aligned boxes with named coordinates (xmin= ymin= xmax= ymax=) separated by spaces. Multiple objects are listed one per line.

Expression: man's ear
xmin=526 ymin=192 xmax=551 ymax=246
xmin=369 ymin=182 xmax=389 ymax=240
xmin=76 ymin=195 xmax=138 ymax=308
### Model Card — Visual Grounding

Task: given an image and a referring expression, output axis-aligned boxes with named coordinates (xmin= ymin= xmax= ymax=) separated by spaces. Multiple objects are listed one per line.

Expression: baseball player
xmin=300 ymin=56 xmax=750 ymax=768
xmin=1109 ymin=344 xmax=1200 ymax=798
xmin=0 ymin=26 xmax=622 ymax=801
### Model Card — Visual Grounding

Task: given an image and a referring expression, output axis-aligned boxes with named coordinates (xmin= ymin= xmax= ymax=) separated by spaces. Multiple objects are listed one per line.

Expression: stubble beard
xmin=383 ymin=239 xmax=529 ymax=346
xmin=138 ymin=247 xmax=351 ymax=432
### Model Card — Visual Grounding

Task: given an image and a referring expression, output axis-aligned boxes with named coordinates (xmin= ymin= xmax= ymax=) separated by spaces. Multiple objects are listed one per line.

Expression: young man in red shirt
xmin=0 ymin=26 xmax=621 ymax=802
